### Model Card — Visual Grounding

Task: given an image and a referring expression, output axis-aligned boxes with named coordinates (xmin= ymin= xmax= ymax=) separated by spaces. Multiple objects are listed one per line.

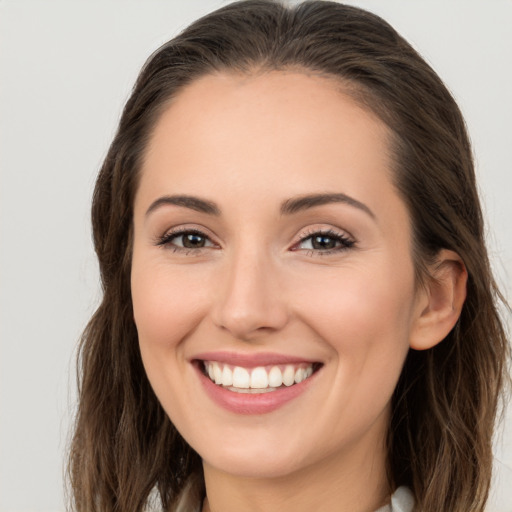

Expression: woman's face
xmin=131 ymin=71 xmax=424 ymax=479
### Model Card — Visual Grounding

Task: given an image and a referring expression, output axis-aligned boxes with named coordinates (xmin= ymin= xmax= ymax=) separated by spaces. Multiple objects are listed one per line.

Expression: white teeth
xmin=282 ymin=365 xmax=296 ymax=387
xmin=221 ymin=365 xmax=233 ymax=386
xmin=250 ymin=367 xmax=269 ymax=389
xmin=268 ymin=366 xmax=283 ymax=387
xmin=232 ymin=366 xmax=250 ymax=389
xmin=294 ymin=367 xmax=305 ymax=384
xmin=204 ymin=361 xmax=316 ymax=391
xmin=213 ymin=362 xmax=222 ymax=384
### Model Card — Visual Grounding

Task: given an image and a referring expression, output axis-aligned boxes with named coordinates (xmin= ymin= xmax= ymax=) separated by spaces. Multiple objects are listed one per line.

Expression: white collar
xmin=375 ymin=487 xmax=415 ymax=512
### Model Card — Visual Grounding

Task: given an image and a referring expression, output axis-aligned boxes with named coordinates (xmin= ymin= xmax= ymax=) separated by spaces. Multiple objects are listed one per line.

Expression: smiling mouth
xmin=199 ymin=360 xmax=322 ymax=393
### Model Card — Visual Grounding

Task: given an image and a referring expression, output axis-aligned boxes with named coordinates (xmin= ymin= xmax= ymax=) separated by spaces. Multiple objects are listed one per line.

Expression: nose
xmin=211 ymin=248 xmax=289 ymax=341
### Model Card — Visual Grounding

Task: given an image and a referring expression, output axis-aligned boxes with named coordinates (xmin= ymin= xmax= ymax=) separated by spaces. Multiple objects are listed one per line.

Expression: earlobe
xmin=409 ymin=250 xmax=468 ymax=351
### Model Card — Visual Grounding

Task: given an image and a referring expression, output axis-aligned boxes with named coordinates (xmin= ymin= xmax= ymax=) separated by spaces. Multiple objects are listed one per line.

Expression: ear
xmin=409 ymin=249 xmax=467 ymax=351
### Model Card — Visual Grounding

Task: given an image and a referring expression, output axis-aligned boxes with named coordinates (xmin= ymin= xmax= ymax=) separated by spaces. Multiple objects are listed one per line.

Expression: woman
xmin=68 ymin=1 xmax=510 ymax=511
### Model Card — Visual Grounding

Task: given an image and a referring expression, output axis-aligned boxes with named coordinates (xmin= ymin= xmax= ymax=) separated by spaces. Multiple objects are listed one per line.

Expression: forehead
xmin=137 ymin=70 xmax=401 ymax=222
xmin=146 ymin=70 xmax=391 ymax=158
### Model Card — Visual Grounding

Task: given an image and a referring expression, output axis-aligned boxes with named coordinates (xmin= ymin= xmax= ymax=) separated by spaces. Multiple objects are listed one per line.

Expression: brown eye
xmin=157 ymin=229 xmax=215 ymax=251
xmin=296 ymin=230 xmax=355 ymax=253
xmin=182 ymin=233 xmax=207 ymax=248
xmin=311 ymin=235 xmax=338 ymax=250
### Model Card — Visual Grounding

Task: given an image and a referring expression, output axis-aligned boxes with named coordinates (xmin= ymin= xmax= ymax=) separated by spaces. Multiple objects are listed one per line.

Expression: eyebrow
xmin=145 ymin=192 xmax=375 ymax=219
xmin=145 ymin=195 xmax=220 ymax=217
xmin=280 ymin=193 xmax=375 ymax=219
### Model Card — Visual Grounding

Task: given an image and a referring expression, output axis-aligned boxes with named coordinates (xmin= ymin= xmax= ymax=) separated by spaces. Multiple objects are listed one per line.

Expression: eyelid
xmin=155 ymin=224 xmax=220 ymax=250
xmin=153 ymin=224 xmax=356 ymax=255
xmin=291 ymin=226 xmax=356 ymax=253
xmin=295 ymin=225 xmax=355 ymax=242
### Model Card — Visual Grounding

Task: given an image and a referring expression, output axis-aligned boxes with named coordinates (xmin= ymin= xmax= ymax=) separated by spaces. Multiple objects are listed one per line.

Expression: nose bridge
xmin=213 ymin=241 xmax=288 ymax=339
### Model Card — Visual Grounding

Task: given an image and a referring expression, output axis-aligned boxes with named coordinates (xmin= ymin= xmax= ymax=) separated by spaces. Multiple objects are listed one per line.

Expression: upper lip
xmin=192 ymin=351 xmax=320 ymax=368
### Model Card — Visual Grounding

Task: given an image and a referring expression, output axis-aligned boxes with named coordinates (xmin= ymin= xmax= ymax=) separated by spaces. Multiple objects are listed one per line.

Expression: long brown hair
xmin=68 ymin=2 xmax=510 ymax=511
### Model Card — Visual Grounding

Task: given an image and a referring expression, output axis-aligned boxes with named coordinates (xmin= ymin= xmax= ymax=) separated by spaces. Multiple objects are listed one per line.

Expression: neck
xmin=201 ymin=427 xmax=390 ymax=512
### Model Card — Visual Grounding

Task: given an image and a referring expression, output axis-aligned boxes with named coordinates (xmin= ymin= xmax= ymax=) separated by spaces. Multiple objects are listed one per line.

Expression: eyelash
xmin=156 ymin=227 xmax=355 ymax=256
xmin=156 ymin=228 xmax=216 ymax=254
xmin=293 ymin=228 xmax=355 ymax=256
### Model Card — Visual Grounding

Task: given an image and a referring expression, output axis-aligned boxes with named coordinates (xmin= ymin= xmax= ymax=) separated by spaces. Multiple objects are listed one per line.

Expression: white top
xmin=175 ymin=482 xmax=415 ymax=512
xmin=375 ymin=487 xmax=415 ymax=512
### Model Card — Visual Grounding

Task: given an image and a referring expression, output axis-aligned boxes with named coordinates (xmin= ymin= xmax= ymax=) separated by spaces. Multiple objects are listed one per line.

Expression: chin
xmin=202 ymin=449 xmax=308 ymax=480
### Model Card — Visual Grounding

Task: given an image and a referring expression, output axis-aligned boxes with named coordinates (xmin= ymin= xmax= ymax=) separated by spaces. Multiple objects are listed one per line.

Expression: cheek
xmin=293 ymin=261 xmax=415 ymax=392
xmin=131 ymin=260 xmax=210 ymax=350
xmin=299 ymin=262 xmax=414 ymax=334
xmin=290 ymin=266 xmax=415 ymax=443
xmin=130 ymin=260 xmax=213 ymax=424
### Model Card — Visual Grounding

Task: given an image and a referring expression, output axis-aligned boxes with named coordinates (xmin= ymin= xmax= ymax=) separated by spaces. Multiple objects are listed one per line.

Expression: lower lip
xmin=194 ymin=363 xmax=317 ymax=415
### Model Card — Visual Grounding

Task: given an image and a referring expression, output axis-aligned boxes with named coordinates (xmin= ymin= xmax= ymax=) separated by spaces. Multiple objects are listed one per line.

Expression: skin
xmin=131 ymin=71 xmax=467 ymax=512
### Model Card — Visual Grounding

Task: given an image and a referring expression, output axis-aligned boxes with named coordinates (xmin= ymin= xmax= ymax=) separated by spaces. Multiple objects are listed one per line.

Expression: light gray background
xmin=1 ymin=1 xmax=511 ymax=510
